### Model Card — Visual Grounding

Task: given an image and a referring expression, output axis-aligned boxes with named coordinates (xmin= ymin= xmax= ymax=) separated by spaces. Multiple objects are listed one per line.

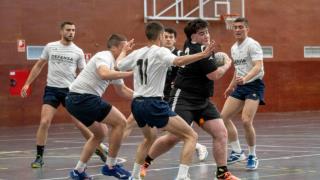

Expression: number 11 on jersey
xmin=137 ymin=58 xmax=148 ymax=85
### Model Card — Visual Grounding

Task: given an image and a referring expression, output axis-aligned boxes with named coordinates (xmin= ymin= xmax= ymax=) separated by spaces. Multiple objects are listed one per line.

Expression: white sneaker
xmin=196 ymin=144 xmax=208 ymax=161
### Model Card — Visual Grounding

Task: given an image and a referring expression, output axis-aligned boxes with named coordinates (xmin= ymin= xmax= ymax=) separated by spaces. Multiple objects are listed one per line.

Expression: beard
xmin=64 ymin=36 xmax=74 ymax=42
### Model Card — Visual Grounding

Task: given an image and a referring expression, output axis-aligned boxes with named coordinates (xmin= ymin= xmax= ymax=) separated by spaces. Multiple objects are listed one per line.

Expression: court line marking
xmin=1 ymin=131 xmax=320 ymax=142
xmin=2 ymin=141 xmax=320 ymax=156
xmin=1 ymin=147 xmax=320 ymax=161
xmin=0 ymin=115 xmax=319 ymax=138
xmin=241 ymin=170 xmax=319 ymax=180
xmin=0 ymin=142 xmax=140 ymax=155
xmin=0 ymin=147 xmax=319 ymax=157
xmin=145 ymin=153 xmax=320 ymax=172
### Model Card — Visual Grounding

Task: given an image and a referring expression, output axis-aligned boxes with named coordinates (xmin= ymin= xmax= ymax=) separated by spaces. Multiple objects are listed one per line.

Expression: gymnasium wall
xmin=0 ymin=0 xmax=319 ymax=126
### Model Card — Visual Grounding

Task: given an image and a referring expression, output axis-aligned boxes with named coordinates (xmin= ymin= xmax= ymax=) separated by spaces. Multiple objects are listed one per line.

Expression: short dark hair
xmin=145 ymin=21 xmax=164 ymax=40
xmin=60 ymin=21 xmax=74 ymax=29
xmin=234 ymin=17 xmax=249 ymax=27
xmin=107 ymin=34 xmax=127 ymax=49
xmin=184 ymin=19 xmax=208 ymax=41
xmin=164 ymin=27 xmax=177 ymax=38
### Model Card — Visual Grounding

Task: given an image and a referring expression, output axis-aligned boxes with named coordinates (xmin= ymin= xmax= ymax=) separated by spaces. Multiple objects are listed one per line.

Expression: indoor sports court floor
xmin=0 ymin=111 xmax=319 ymax=180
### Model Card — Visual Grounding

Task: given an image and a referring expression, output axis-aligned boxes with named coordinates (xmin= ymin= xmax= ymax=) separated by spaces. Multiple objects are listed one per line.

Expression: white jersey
xmin=41 ymin=41 xmax=86 ymax=88
xmin=231 ymin=37 xmax=264 ymax=83
xmin=118 ymin=45 xmax=176 ymax=98
xmin=69 ymin=51 xmax=123 ymax=97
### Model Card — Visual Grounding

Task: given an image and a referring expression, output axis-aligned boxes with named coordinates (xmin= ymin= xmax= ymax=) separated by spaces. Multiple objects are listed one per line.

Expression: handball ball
xmin=214 ymin=52 xmax=227 ymax=67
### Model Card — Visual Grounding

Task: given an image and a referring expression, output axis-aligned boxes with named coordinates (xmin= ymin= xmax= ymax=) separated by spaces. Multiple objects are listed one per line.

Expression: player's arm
xmin=224 ymin=71 xmax=237 ymax=98
xmin=236 ymin=42 xmax=263 ymax=85
xmin=206 ymin=53 xmax=232 ymax=80
xmin=172 ymin=40 xmax=215 ymax=67
xmin=113 ymin=83 xmax=133 ymax=100
xmin=21 ymin=59 xmax=47 ymax=98
xmin=97 ymin=65 xmax=133 ymax=80
xmin=76 ymin=52 xmax=86 ymax=73
xmin=228 ymin=71 xmax=237 ymax=89
xmin=115 ymin=39 xmax=135 ymax=71
xmin=236 ymin=60 xmax=263 ymax=85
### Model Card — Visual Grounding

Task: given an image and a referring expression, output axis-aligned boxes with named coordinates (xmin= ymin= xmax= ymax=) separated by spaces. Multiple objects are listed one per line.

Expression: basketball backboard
xmin=144 ymin=0 xmax=245 ymax=22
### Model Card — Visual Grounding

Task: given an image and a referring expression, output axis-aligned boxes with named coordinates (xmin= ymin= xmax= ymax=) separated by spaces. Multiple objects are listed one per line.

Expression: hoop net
xmin=221 ymin=14 xmax=239 ymax=30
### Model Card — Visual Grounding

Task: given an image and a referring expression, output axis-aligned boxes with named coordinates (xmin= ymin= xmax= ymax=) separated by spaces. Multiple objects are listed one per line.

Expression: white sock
xmin=75 ymin=161 xmax=86 ymax=173
xmin=230 ymin=140 xmax=242 ymax=153
xmin=132 ymin=162 xmax=141 ymax=179
xmin=177 ymin=164 xmax=189 ymax=179
xmin=106 ymin=156 xmax=117 ymax=167
xmin=248 ymin=146 xmax=256 ymax=156
xmin=195 ymin=143 xmax=202 ymax=150
xmin=100 ymin=143 xmax=109 ymax=152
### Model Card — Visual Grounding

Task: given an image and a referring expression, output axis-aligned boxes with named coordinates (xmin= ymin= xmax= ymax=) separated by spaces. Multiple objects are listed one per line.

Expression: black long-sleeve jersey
xmin=163 ymin=48 xmax=184 ymax=100
xmin=174 ymin=41 xmax=218 ymax=98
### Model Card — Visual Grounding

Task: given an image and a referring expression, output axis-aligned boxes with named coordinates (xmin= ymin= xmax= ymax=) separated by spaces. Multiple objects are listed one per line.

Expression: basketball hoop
xmin=221 ymin=14 xmax=239 ymax=30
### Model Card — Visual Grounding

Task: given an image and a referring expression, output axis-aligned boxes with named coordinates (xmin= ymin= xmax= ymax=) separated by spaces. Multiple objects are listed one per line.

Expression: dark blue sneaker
xmin=246 ymin=155 xmax=259 ymax=170
xmin=70 ymin=169 xmax=93 ymax=180
xmin=101 ymin=164 xmax=131 ymax=179
xmin=227 ymin=150 xmax=246 ymax=165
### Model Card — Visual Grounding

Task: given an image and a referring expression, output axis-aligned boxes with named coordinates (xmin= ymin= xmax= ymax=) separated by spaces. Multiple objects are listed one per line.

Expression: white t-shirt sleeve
xmin=159 ymin=48 xmax=176 ymax=67
xmin=249 ymin=42 xmax=263 ymax=61
xmin=118 ymin=50 xmax=137 ymax=71
xmin=40 ymin=44 xmax=50 ymax=60
xmin=77 ymin=50 xmax=86 ymax=70
xmin=95 ymin=56 xmax=111 ymax=69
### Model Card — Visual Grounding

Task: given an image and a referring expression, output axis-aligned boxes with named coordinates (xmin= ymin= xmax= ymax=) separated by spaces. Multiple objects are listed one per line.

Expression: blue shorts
xmin=230 ymin=79 xmax=265 ymax=105
xmin=65 ymin=92 xmax=112 ymax=127
xmin=131 ymin=97 xmax=176 ymax=128
xmin=43 ymin=86 xmax=69 ymax=108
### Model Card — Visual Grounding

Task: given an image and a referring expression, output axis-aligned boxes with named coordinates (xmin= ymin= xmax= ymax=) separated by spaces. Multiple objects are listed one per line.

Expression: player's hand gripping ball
xmin=214 ymin=52 xmax=227 ymax=67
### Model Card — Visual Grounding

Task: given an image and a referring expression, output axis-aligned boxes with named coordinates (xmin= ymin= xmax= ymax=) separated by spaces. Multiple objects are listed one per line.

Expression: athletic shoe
xmin=140 ymin=162 xmax=150 ymax=178
xmin=227 ymin=150 xmax=246 ymax=165
xmin=95 ymin=149 xmax=107 ymax=163
xmin=101 ymin=164 xmax=131 ymax=179
xmin=246 ymin=155 xmax=259 ymax=170
xmin=196 ymin=144 xmax=208 ymax=161
xmin=100 ymin=144 xmax=109 ymax=155
xmin=215 ymin=171 xmax=241 ymax=180
xmin=31 ymin=155 xmax=44 ymax=168
xmin=69 ymin=169 xmax=92 ymax=180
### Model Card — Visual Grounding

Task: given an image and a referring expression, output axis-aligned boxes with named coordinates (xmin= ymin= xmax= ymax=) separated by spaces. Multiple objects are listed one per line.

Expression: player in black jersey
xmin=163 ymin=27 xmax=209 ymax=161
xmin=143 ymin=19 xmax=240 ymax=180
xmin=162 ymin=27 xmax=184 ymax=101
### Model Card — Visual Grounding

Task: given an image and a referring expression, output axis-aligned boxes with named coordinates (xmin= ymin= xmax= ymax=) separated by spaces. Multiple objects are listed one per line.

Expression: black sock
xmin=36 ymin=145 xmax=45 ymax=157
xmin=144 ymin=155 xmax=154 ymax=167
xmin=216 ymin=166 xmax=228 ymax=177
